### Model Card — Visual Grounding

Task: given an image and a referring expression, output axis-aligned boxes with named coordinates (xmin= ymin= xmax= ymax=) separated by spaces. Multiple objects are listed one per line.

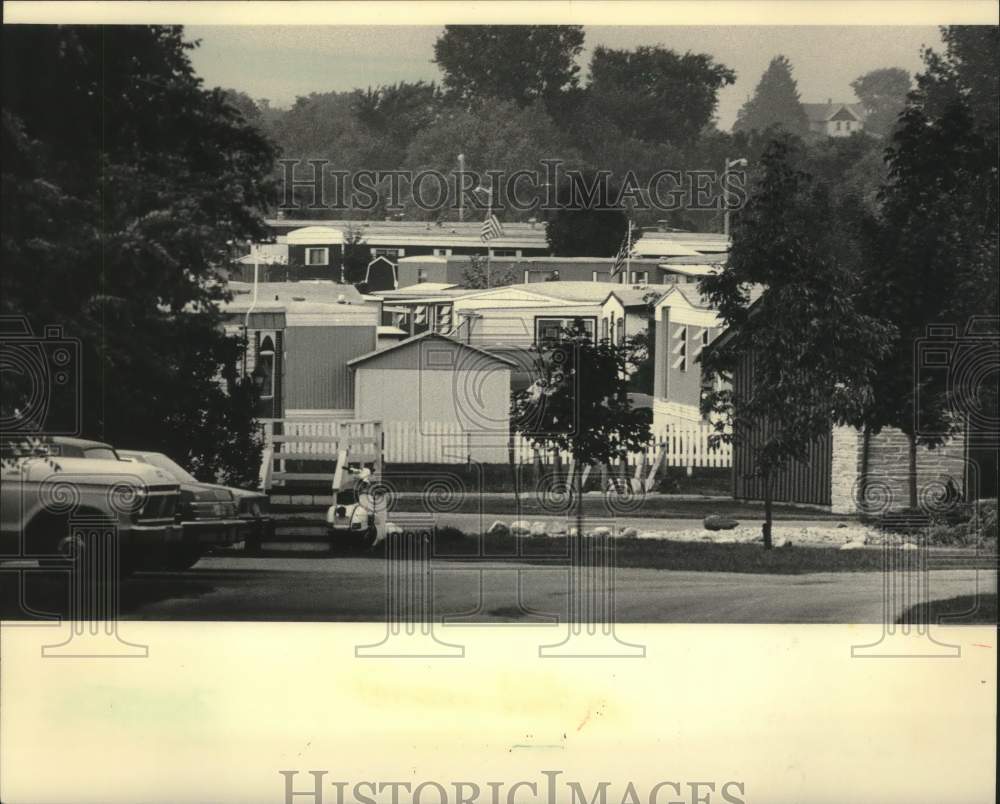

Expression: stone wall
xmin=830 ymin=426 xmax=967 ymax=514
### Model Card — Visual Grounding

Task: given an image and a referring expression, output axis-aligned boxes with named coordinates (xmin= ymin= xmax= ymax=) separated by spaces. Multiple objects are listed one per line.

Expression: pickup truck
xmin=1 ymin=437 xmax=180 ymax=575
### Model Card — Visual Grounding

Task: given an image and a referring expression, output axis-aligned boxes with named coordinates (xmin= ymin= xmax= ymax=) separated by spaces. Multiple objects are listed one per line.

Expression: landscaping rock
xmin=704 ymin=514 xmax=740 ymax=531
xmin=772 ymin=536 xmax=792 ymax=548
xmin=510 ymin=520 xmax=532 ymax=536
xmin=590 ymin=526 xmax=612 ymax=538
xmin=900 ymin=542 xmax=919 ymax=550
xmin=385 ymin=522 xmax=402 ymax=536
xmin=530 ymin=521 xmax=548 ymax=537
xmin=620 ymin=527 xmax=639 ymax=540
xmin=840 ymin=540 xmax=866 ymax=550
xmin=487 ymin=521 xmax=509 ymax=537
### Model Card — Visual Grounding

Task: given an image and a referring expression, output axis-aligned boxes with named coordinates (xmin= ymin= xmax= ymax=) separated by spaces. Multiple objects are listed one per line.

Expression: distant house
xmin=396 ymin=254 xmax=669 ymax=289
xmin=220 ymin=281 xmax=380 ymax=418
xmin=263 ymin=218 xmax=551 ymax=282
xmin=348 ymin=332 xmax=515 ymax=463
xmin=802 ymin=101 xmax=867 ymax=138
xmin=650 ymin=286 xmax=726 ymax=430
xmin=657 ymin=254 xmax=727 ymax=285
xmin=599 ymin=288 xmax=661 ymax=345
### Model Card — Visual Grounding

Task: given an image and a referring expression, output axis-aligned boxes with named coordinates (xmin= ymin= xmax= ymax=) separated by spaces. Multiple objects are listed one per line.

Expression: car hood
xmin=198 ymin=482 xmax=265 ymax=501
xmin=17 ymin=456 xmax=178 ymax=488
xmin=179 ymin=482 xmax=233 ymax=501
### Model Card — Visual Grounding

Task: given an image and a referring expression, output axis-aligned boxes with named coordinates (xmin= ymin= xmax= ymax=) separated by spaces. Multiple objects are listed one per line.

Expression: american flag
xmin=480 ymin=213 xmax=504 ymax=242
xmin=609 ymin=228 xmax=634 ymax=278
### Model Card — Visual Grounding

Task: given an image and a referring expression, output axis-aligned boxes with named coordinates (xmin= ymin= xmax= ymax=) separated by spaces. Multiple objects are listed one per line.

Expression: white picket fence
xmin=260 ymin=418 xmax=730 ymax=470
xmin=384 ymin=421 xmax=731 ymax=468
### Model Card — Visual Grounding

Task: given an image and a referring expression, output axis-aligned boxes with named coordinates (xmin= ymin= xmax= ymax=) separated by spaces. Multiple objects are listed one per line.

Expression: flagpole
xmin=624 ymin=220 xmax=632 ymax=285
xmin=486 ymin=185 xmax=492 ymax=288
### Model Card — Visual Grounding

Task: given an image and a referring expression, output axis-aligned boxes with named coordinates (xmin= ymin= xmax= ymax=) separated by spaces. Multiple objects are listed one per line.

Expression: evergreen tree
xmin=733 ymin=55 xmax=809 ymax=138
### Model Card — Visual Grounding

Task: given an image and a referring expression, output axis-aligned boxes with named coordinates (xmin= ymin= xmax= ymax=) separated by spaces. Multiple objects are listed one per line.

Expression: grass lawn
xmin=388 ymin=496 xmax=842 ymax=521
xmin=897 ymin=593 xmax=997 ymax=626
xmin=372 ymin=531 xmax=999 ymax=574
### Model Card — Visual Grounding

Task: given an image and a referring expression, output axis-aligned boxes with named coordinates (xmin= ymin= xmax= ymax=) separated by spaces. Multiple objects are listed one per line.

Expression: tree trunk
xmin=575 ymin=463 xmax=584 ymax=542
xmin=907 ymin=431 xmax=918 ymax=510
xmin=508 ymin=428 xmax=519 ymax=508
xmin=762 ymin=469 xmax=774 ymax=550
xmin=860 ymin=426 xmax=871 ymax=515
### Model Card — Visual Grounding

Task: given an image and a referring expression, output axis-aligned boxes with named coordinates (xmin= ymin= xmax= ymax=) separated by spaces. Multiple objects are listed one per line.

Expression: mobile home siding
xmin=283 ymin=326 xmax=376 ymax=410
xmin=731 ymin=350 xmax=833 ymax=506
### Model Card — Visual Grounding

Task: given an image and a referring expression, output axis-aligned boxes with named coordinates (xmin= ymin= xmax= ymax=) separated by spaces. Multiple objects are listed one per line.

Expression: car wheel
xmin=158 ymin=545 xmax=204 ymax=571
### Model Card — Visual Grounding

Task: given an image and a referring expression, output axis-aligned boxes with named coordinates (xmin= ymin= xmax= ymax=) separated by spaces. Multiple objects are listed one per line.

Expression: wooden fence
xmin=260 ymin=417 xmax=730 ymax=477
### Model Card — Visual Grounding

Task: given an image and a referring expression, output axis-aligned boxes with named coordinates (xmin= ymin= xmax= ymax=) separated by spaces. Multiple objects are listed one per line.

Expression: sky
xmin=186 ymin=25 xmax=943 ymax=130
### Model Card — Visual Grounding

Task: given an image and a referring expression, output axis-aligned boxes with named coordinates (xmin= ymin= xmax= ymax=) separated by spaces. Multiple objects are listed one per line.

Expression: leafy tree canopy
xmin=587 ymin=45 xmax=736 ymax=148
xmin=433 ymin=25 xmax=584 ymax=110
xmin=850 ymin=67 xmax=911 ymax=138
xmin=1 ymin=25 xmax=275 ymax=484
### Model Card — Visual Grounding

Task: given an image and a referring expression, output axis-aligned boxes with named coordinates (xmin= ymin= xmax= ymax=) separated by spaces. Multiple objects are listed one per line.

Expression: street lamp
xmin=723 ymin=157 xmax=748 ymax=240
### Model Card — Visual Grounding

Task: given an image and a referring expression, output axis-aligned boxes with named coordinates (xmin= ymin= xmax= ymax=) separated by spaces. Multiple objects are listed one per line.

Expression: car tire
xmin=158 ymin=545 xmax=204 ymax=571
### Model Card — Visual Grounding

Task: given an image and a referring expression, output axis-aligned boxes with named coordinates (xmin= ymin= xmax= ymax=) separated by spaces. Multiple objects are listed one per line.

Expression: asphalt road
xmin=2 ymin=555 xmax=993 ymax=624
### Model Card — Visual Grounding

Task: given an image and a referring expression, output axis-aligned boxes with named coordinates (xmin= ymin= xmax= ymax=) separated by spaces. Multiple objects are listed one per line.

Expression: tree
xmin=433 ymin=25 xmax=584 ymax=110
xmin=1 ymin=26 xmax=275 ymax=484
xmin=733 ymin=55 xmax=809 ymax=138
xmin=511 ymin=323 xmax=651 ymax=538
xmin=700 ymin=137 xmax=893 ymax=546
xmin=545 ymin=174 xmax=628 ymax=257
xmin=340 ymin=226 xmax=370 ymax=285
xmin=851 ymin=67 xmax=911 ymax=138
xmin=459 ymin=255 xmax=519 ymax=289
xmin=587 ymin=46 xmax=736 ymax=147
xmin=351 ymin=81 xmax=443 ymax=166
xmin=859 ymin=26 xmax=998 ymax=509
xmin=401 ymin=100 xmax=581 ymax=221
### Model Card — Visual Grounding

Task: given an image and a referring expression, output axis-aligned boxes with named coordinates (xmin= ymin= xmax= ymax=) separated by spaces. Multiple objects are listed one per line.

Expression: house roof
xmin=272 ymin=219 xmax=548 ymax=250
xmin=347 ymin=330 xmax=518 ymax=369
xmin=603 ymin=288 xmax=664 ymax=308
xmin=801 ymin=102 xmax=866 ymax=123
xmin=225 ymin=280 xmax=370 ymax=306
xmin=659 ymin=264 xmax=721 ymax=279
xmin=660 ymin=253 xmax=728 ymax=265
xmin=459 ymin=281 xmax=646 ymax=305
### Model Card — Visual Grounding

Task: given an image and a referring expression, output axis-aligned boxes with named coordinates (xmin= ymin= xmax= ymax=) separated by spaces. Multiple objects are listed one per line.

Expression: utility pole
xmin=457 ymin=153 xmax=465 ymax=223
xmin=723 ymin=157 xmax=748 ymax=239
xmin=623 ymin=220 xmax=632 ymax=285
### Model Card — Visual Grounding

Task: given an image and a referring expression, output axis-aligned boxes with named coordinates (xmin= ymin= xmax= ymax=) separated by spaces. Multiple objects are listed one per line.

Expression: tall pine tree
xmin=733 ymin=55 xmax=809 ymax=138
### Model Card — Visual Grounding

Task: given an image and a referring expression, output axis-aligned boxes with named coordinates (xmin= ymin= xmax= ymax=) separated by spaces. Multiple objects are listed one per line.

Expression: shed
xmin=348 ymin=332 xmax=517 ymax=462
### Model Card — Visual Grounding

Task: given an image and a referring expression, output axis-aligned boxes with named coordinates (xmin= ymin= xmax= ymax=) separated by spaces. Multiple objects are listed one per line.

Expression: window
xmin=702 ymin=328 xmax=711 ymax=348
xmin=256 ymin=335 xmax=275 ymax=399
xmin=672 ymin=325 xmax=688 ymax=372
xmin=616 ymin=317 xmax=625 ymax=344
xmin=492 ymin=248 xmax=517 ymax=257
xmin=601 ymin=317 xmax=609 ymax=341
xmin=835 ymin=121 xmax=842 ymax=131
xmin=305 ymin=247 xmax=328 ymax=266
xmin=535 ymin=317 xmax=596 ymax=344
xmin=372 ymin=248 xmax=403 ymax=260
xmin=416 ymin=268 xmax=428 ymax=284
xmin=632 ymin=271 xmax=648 ymax=284
xmin=433 ymin=248 xmax=452 ymax=257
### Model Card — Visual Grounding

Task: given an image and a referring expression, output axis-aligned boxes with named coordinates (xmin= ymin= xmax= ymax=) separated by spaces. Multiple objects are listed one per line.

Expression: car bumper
xmin=178 ymin=518 xmax=245 ymax=546
xmin=120 ymin=521 xmax=180 ymax=545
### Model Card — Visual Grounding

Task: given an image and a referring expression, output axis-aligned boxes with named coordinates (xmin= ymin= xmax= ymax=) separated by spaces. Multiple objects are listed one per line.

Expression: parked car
xmin=0 ymin=437 xmax=180 ymax=575
xmin=118 ymin=450 xmax=272 ymax=561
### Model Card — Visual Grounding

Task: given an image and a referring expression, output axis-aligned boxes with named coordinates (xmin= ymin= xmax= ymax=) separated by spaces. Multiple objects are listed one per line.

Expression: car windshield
xmin=124 ymin=452 xmax=197 ymax=483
